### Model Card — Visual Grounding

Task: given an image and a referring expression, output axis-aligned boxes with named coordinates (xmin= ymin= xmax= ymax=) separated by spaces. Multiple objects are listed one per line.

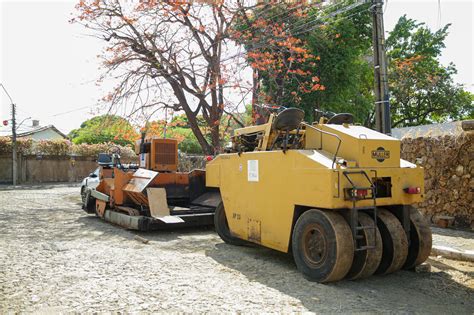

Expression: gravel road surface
xmin=0 ymin=186 xmax=472 ymax=313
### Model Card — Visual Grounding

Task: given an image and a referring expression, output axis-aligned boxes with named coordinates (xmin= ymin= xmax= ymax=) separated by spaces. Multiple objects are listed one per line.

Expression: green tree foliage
xmin=145 ymin=115 xmax=205 ymax=154
xmin=68 ymin=115 xmax=138 ymax=146
xmin=146 ymin=113 xmax=243 ymax=155
xmin=297 ymin=4 xmax=373 ymax=123
xmin=236 ymin=2 xmax=374 ymax=123
xmin=239 ymin=4 xmax=472 ymax=128
xmin=387 ymin=15 xmax=473 ymax=127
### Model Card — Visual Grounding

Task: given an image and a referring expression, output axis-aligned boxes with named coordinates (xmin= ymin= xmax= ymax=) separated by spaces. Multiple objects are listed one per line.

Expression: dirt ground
xmin=0 ymin=186 xmax=472 ymax=313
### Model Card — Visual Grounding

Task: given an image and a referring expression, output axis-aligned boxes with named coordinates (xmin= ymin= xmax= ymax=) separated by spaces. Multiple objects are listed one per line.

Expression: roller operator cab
xmin=206 ymin=108 xmax=432 ymax=283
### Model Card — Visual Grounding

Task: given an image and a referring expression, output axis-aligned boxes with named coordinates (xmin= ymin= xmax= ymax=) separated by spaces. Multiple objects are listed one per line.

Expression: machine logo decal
xmin=371 ymin=147 xmax=390 ymax=162
xmin=248 ymin=160 xmax=259 ymax=182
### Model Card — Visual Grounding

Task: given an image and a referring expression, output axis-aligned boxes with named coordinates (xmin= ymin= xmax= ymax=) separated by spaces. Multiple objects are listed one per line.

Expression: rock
xmin=452 ymin=190 xmax=459 ymax=200
xmin=415 ymin=262 xmax=431 ymax=273
xmin=461 ymin=120 xmax=474 ymax=131
xmin=449 ymin=175 xmax=460 ymax=185
xmin=134 ymin=235 xmax=149 ymax=244
xmin=434 ymin=215 xmax=454 ymax=228
xmin=455 ymin=165 xmax=464 ymax=177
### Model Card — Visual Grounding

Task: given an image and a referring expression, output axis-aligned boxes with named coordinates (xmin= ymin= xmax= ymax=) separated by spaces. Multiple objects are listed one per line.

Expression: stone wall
xmin=400 ymin=132 xmax=473 ymax=227
xmin=0 ymin=155 xmax=13 ymax=184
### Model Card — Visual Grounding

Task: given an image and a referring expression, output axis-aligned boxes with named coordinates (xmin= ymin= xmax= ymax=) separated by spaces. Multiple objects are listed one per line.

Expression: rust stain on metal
xmin=248 ymin=218 xmax=261 ymax=243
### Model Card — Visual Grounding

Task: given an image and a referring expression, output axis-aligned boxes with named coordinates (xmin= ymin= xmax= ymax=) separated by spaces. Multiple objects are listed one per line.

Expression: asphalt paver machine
xmin=82 ymin=137 xmax=219 ymax=230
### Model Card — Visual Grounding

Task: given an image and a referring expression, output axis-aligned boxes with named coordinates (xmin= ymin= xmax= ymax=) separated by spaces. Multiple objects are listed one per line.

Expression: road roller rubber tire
xmin=214 ymin=203 xmax=247 ymax=246
xmin=375 ymin=208 xmax=408 ymax=275
xmin=403 ymin=206 xmax=432 ymax=269
xmin=292 ymin=209 xmax=354 ymax=283
xmin=346 ymin=213 xmax=383 ymax=280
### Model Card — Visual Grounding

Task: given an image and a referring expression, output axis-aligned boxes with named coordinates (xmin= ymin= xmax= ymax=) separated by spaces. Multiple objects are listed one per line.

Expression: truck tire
xmin=82 ymin=189 xmax=96 ymax=214
xmin=214 ymin=202 xmax=246 ymax=246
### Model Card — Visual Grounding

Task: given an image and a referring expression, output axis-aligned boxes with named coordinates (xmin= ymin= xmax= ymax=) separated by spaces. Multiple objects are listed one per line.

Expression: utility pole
xmin=11 ymin=104 xmax=17 ymax=185
xmin=1 ymin=83 xmax=17 ymax=185
xmin=371 ymin=0 xmax=391 ymax=134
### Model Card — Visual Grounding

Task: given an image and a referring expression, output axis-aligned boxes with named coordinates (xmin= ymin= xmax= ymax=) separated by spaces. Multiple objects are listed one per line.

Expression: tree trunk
xmin=167 ymin=79 xmax=213 ymax=154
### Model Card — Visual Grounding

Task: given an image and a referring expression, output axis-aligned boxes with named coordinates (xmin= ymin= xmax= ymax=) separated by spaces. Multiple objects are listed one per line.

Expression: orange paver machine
xmin=81 ymin=136 xmax=219 ymax=230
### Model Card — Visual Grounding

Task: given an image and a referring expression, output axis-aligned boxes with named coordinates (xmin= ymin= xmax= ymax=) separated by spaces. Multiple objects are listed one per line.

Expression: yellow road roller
xmin=206 ymin=108 xmax=432 ymax=282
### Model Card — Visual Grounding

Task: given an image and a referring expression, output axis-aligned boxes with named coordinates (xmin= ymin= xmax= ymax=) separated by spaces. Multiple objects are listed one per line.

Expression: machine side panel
xmin=207 ymin=149 xmax=425 ymax=253
xmin=205 ymin=161 xmax=221 ymax=187
xmin=214 ymin=151 xmax=333 ymax=253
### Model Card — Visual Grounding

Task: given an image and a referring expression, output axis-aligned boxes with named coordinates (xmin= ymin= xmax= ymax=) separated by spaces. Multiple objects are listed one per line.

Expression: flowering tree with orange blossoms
xmin=73 ymin=0 xmax=253 ymax=154
xmin=232 ymin=3 xmax=325 ymax=123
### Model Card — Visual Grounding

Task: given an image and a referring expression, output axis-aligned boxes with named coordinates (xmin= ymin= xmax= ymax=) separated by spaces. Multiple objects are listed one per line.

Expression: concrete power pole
xmin=372 ymin=0 xmax=391 ymax=134
xmin=1 ymin=83 xmax=17 ymax=185
xmin=11 ymin=104 xmax=17 ymax=185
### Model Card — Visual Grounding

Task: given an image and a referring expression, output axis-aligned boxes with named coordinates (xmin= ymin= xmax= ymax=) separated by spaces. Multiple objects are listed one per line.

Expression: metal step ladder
xmin=343 ymin=171 xmax=378 ymax=251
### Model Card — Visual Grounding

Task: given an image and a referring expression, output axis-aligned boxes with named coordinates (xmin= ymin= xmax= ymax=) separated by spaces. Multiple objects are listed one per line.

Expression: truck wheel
xmin=292 ymin=209 xmax=354 ymax=283
xmin=375 ymin=208 xmax=408 ymax=274
xmin=403 ymin=206 xmax=432 ymax=269
xmin=81 ymin=187 xmax=86 ymax=203
xmin=82 ymin=189 xmax=96 ymax=214
xmin=214 ymin=203 xmax=246 ymax=246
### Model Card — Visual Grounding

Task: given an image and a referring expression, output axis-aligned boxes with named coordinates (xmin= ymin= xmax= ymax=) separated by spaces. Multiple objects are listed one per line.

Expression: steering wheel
xmin=326 ymin=113 xmax=354 ymax=125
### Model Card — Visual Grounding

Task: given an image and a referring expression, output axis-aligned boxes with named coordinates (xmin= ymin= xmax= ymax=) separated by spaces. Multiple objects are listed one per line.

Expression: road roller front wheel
xmin=292 ymin=209 xmax=354 ymax=283
xmin=214 ymin=203 xmax=247 ymax=246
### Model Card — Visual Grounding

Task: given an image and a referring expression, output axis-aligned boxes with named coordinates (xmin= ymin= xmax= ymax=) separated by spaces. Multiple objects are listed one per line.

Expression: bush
xmin=0 ymin=137 xmax=33 ymax=155
xmin=178 ymin=137 xmax=203 ymax=154
xmin=17 ymin=138 xmax=33 ymax=154
xmin=35 ymin=139 xmax=71 ymax=156
xmin=0 ymin=137 xmax=11 ymax=154
xmin=71 ymin=142 xmax=136 ymax=158
xmin=0 ymin=137 xmax=136 ymax=158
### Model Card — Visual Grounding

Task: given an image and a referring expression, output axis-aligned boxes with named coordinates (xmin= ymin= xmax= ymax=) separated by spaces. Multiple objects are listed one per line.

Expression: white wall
xmin=19 ymin=128 xmax=65 ymax=141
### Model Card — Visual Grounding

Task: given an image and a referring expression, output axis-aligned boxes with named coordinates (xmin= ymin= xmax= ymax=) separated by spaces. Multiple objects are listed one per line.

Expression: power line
xmin=50 ymin=105 xmax=93 ymax=117
xmin=289 ymin=0 xmax=370 ymax=36
xmin=92 ymin=1 xmax=371 ymax=112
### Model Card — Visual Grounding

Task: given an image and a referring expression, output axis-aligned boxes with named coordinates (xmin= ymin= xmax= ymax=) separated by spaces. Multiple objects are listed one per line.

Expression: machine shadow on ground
xmin=70 ymin=202 xmax=472 ymax=313
xmin=75 ymin=214 xmax=216 ymax=245
xmin=205 ymin=242 xmax=474 ymax=313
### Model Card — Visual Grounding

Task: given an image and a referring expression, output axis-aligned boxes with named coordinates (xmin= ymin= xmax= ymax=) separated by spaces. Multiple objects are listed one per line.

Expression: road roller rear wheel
xmin=292 ymin=209 xmax=354 ymax=283
xmin=214 ymin=203 xmax=247 ymax=246
xmin=403 ymin=206 xmax=432 ymax=269
xmin=346 ymin=213 xmax=383 ymax=280
xmin=375 ymin=208 xmax=408 ymax=275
